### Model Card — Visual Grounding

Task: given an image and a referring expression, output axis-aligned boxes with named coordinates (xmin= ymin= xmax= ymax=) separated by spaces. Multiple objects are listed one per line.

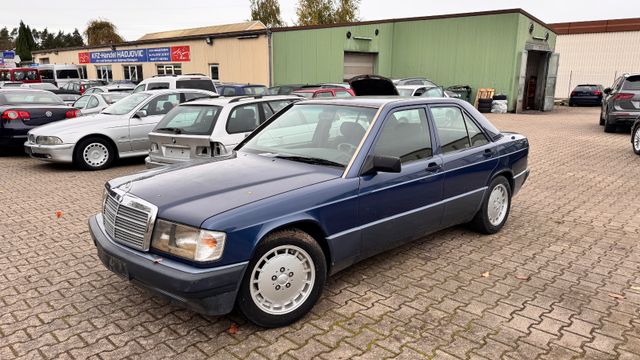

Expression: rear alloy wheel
xmin=470 ymin=176 xmax=512 ymax=234
xmin=633 ymin=126 xmax=640 ymax=155
xmin=74 ymin=137 xmax=115 ymax=170
xmin=237 ymin=229 xmax=326 ymax=328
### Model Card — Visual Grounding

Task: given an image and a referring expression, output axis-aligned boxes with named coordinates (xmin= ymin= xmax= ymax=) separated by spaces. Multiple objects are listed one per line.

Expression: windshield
xmin=397 ymin=88 xmax=414 ymax=96
xmin=101 ymin=93 xmax=150 ymax=115
xmin=56 ymin=69 xmax=80 ymax=79
xmin=0 ymin=91 xmax=63 ymax=105
xmin=176 ymin=79 xmax=215 ymax=92
xmin=241 ymin=104 xmax=378 ymax=167
xmin=154 ymin=105 xmax=222 ymax=135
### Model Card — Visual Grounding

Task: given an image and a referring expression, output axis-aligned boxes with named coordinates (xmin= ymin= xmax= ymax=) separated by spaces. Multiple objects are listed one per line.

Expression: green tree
xmin=250 ymin=0 xmax=285 ymax=27
xmin=0 ymin=27 xmax=14 ymax=50
xmin=296 ymin=0 xmax=360 ymax=26
xmin=15 ymin=21 xmax=35 ymax=62
xmin=84 ymin=19 xmax=123 ymax=46
xmin=70 ymin=29 xmax=84 ymax=47
xmin=333 ymin=0 xmax=359 ymax=23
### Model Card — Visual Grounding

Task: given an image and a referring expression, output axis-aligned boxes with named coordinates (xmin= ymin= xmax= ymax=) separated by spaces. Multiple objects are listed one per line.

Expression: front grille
xmin=103 ymin=191 xmax=156 ymax=251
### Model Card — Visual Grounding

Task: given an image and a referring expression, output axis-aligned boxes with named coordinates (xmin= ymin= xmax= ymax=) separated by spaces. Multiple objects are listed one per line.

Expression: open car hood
xmin=348 ymin=75 xmax=399 ymax=96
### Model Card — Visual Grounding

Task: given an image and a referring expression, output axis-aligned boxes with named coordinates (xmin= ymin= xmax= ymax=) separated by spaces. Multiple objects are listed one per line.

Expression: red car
xmin=292 ymin=87 xmax=355 ymax=99
xmin=0 ymin=68 xmax=42 ymax=84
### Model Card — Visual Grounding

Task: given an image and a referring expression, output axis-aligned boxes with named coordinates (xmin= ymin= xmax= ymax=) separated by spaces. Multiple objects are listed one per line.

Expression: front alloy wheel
xmin=238 ymin=229 xmax=326 ymax=328
xmin=633 ymin=126 xmax=640 ymax=155
xmin=74 ymin=137 xmax=115 ymax=170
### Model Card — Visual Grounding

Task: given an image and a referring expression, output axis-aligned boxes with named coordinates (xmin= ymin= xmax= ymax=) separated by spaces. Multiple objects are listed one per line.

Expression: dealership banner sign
xmin=78 ymin=46 xmax=190 ymax=64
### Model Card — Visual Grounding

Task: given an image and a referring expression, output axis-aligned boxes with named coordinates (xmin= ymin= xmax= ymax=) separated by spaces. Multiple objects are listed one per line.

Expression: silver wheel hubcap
xmin=487 ymin=184 xmax=509 ymax=226
xmin=83 ymin=143 xmax=109 ymax=167
xmin=634 ymin=128 xmax=640 ymax=151
xmin=250 ymin=245 xmax=315 ymax=315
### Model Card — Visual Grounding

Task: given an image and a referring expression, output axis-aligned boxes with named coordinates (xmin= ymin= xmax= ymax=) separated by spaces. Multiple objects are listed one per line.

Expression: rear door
xmin=129 ymin=92 xmax=181 ymax=151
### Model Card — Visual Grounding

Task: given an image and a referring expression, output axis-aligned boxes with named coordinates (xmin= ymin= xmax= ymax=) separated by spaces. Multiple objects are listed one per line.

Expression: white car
xmin=396 ymin=85 xmax=447 ymax=98
xmin=72 ymin=93 xmax=129 ymax=116
xmin=133 ymin=75 xmax=217 ymax=93
xmin=25 ymin=89 xmax=216 ymax=170
xmin=84 ymin=83 xmax=136 ymax=94
xmin=146 ymin=95 xmax=301 ymax=167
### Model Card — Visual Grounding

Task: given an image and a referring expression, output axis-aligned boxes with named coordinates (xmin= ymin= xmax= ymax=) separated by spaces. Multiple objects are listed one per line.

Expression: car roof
xmin=180 ymin=95 xmax=299 ymax=106
xmin=294 ymin=88 xmax=349 ymax=93
xmin=220 ymin=83 xmax=266 ymax=88
xmin=296 ymin=96 xmax=468 ymax=108
xmin=139 ymin=89 xmax=216 ymax=96
xmin=396 ymin=85 xmax=431 ymax=90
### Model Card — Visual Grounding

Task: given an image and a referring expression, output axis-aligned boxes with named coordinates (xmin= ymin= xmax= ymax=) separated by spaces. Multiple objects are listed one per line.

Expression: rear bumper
xmin=513 ymin=169 xmax=529 ymax=196
xmin=0 ymin=134 xmax=28 ymax=147
xmin=608 ymin=112 xmax=640 ymax=126
xmin=24 ymin=142 xmax=74 ymax=163
xmin=89 ymin=214 xmax=247 ymax=316
xmin=570 ymin=97 xmax=601 ymax=105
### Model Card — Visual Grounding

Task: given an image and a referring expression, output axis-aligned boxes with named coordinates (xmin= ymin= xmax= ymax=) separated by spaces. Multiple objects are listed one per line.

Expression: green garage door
xmin=343 ymin=52 xmax=376 ymax=81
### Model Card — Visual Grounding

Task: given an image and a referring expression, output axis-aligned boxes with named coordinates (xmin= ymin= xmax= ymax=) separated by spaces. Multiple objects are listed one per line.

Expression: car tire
xmin=73 ymin=137 xmax=115 ymax=171
xmin=604 ymin=116 xmax=616 ymax=133
xmin=237 ymin=229 xmax=327 ymax=328
xmin=470 ymin=176 xmax=512 ymax=234
xmin=633 ymin=125 xmax=640 ymax=155
xmin=599 ymin=111 xmax=605 ymax=126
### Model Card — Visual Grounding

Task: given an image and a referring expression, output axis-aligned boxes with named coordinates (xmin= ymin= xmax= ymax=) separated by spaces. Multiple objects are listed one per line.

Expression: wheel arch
xmin=491 ymin=168 xmax=514 ymax=192
xmin=74 ymin=133 xmax=120 ymax=161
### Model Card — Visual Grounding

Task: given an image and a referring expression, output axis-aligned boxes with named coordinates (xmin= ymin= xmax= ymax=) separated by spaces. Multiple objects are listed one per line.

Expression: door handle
xmin=483 ymin=149 xmax=495 ymax=157
xmin=425 ymin=162 xmax=441 ymax=172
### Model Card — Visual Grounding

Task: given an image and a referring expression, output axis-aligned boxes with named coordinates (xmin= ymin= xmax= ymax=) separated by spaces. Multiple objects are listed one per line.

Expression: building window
xmin=157 ymin=64 xmax=182 ymax=76
xmin=124 ymin=65 xmax=143 ymax=82
xmin=40 ymin=58 xmax=50 ymax=65
xmin=96 ymin=65 xmax=113 ymax=81
xmin=209 ymin=64 xmax=219 ymax=81
xmin=79 ymin=65 xmax=88 ymax=79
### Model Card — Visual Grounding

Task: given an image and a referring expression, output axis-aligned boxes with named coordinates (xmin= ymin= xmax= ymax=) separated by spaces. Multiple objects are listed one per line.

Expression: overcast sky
xmin=3 ymin=0 xmax=640 ymax=41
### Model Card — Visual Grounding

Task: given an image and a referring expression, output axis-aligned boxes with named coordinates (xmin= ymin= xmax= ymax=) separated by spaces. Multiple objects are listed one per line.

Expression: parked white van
xmin=38 ymin=65 xmax=81 ymax=87
xmin=133 ymin=74 xmax=217 ymax=93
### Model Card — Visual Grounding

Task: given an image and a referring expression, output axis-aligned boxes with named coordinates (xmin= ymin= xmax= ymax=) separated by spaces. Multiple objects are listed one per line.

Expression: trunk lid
xmin=148 ymin=132 xmax=221 ymax=163
xmin=6 ymin=105 xmax=70 ymax=126
xmin=348 ymin=75 xmax=399 ymax=96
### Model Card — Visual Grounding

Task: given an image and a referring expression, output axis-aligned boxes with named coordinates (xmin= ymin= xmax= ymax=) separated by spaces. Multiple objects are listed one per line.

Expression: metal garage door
xmin=343 ymin=52 xmax=376 ymax=81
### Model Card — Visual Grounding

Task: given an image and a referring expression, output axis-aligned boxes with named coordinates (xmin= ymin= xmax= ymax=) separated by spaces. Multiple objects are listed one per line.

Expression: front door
xmin=129 ymin=93 xmax=181 ymax=151
xmin=358 ymin=107 xmax=444 ymax=259
xmin=429 ymin=105 xmax=498 ymax=228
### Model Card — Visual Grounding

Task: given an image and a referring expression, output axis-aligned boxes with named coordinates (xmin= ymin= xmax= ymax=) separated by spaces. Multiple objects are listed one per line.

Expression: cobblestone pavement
xmin=1 ymin=106 xmax=640 ymax=359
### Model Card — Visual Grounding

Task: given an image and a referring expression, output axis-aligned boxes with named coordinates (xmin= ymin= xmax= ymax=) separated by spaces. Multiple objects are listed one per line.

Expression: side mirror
xmin=604 ymin=88 xmax=612 ymax=95
xmin=362 ymin=155 xmax=402 ymax=175
xmin=134 ymin=110 xmax=147 ymax=118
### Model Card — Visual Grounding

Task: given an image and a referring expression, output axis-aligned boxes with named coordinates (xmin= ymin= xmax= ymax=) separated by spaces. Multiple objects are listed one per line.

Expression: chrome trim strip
xmin=514 ymin=168 xmax=529 ymax=179
xmin=326 ymin=187 xmax=488 ymax=240
xmin=342 ymin=106 xmax=385 ymax=179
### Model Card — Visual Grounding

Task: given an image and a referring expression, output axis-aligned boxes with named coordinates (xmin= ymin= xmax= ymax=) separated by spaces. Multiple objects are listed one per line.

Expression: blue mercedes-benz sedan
xmin=89 ymin=97 xmax=529 ymax=327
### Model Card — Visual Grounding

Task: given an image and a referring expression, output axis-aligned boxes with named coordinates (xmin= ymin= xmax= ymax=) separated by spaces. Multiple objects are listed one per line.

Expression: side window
xmin=184 ymin=92 xmax=210 ymax=102
xmin=87 ymin=96 xmax=100 ymax=109
xmin=267 ymin=100 xmax=293 ymax=114
xmin=423 ymin=87 xmax=444 ymax=98
xmin=464 ymin=114 xmax=489 ymax=147
xmin=222 ymin=87 xmax=237 ymax=96
xmin=372 ymin=108 xmax=432 ymax=164
xmin=147 ymin=82 xmax=170 ymax=90
xmin=414 ymin=87 xmax=426 ymax=96
xmin=334 ymin=90 xmax=353 ymax=97
xmin=431 ymin=106 xmax=470 ymax=153
xmin=73 ymin=96 xmax=90 ymax=109
xmin=141 ymin=94 xmax=180 ymax=116
xmin=73 ymin=84 xmax=80 ymax=92
xmin=227 ymin=103 xmax=260 ymax=134
xmin=262 ymin=103 xmax=274 ymax=119
xmin=133 ymin=84 xmax=145 ymax=93
xmin=406 ymin=80 xmax=422 ymax=85
xmin=316 ymin=91 xmax=333 ymax=98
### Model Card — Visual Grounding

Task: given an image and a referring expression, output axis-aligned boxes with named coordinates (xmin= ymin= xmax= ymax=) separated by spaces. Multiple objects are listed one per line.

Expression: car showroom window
xmin=227 ymin=104 xmax=260 ymax=134
xmin=431 ymin=106 xmax=472 ymax=153
xmin=96 ymin=66 xmax=112 ymax=81
xmin=373 ymin=108 xmax=432 ymax=164
xmin=464 ymin=113 xmax=489 ymax=147
xmin=210 ymin=64 xmax=219 ymax=81
xmin=157 ymin=64 xmax=182 ymax=75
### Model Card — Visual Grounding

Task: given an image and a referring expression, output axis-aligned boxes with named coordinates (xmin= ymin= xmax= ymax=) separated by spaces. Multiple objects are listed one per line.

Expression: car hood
xmin=348 ymin=75 xmax=399 ymax=96
xmin=28 ymin=112 xmax=123 ymax=136
xmin=107 ymin=152 xmax=342 ymax=227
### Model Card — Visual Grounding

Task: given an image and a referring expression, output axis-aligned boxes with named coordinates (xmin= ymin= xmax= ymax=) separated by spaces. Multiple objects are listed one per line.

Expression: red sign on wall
xmin=170 ymin=46 xmax=190 ymax=62
xmin=78 ymin=52 xmax=90 ymax=64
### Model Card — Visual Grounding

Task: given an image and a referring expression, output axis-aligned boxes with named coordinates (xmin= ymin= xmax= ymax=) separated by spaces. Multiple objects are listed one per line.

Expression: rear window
xmin=334 ymin=91 xmax=353 ymax=98
xmin=176 ymin=79 xmax=215 ymax=92
xmin=622 ymin=76 xmax=640 ymax=90
xmin=0 ymin=91 xmax=63 ymax=105
xmin=56 ymin=69 xmax=80 ymax=79
xmin=154 ymin=105 xmax=222 ymax=135
xmin=575 ymin=85 xmax=598 ymax=91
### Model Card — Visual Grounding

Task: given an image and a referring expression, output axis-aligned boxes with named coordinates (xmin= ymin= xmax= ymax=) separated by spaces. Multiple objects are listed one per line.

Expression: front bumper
xmin=24 ymin=142 xmax=74 ymax=163
xmin=89 ymin=214 xmax=247 ymax=316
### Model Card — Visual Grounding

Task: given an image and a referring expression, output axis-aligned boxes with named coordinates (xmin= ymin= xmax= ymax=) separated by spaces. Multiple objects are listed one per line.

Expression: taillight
xmin=1 ymin=110 xmax=30 ymax=120
xmin=571 ymin=91 xmax=576 ymax=96
xmin=79 ymin=85 xmax=85 ymax=94
xmin=66 ymin=109 xmax=80 ymax=118
xmin=613 ymin=93 xmax=635 ymax=101
xmin=593 ymin=90 xmax=602 ymax=96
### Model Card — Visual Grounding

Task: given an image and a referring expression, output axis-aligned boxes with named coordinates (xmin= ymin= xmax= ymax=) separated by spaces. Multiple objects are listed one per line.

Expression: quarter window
xmin=373 ymin=108 xmax=432 ymax=164
xmin=227 ymin=104 xmax=260 ymax=134
xmin=87 ymin=96 xmax=100 ymax=109
xmin=431 ymin=106 xmax=488 ymax=153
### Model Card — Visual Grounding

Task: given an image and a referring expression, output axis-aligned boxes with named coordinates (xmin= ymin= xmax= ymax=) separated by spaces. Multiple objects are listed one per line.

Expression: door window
xmin=73 ymin=95 xmax=90 ymax=109
xmin=141 ymin=94 xmax=180 ymax=115
xmin=227 ymin=104 xmax=260 ymax=134
xmin=222 ymin=87 xmax=237 ymax=96
xmin=431 ymin=106 xmax=488 ymax=153
xmin=372 ymin=108 xmax=432 ymax=163
xmin=87 ymin=96 xmax=100 ymax=109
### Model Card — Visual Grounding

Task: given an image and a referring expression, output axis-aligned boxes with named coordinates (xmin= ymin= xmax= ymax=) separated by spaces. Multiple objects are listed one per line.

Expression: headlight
xmin=151 ymin=219 xmax=226 ymax=262
xmin=36 ymin=136 xmax=63 ymax=145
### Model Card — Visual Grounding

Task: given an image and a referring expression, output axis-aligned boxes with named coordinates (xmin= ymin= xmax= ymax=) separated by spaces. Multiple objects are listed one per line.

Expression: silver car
xmin=25 ymin=89 xmax=216 ymax=170
xmin=72 ymin=93 xmax=129 ymax=116
xmin=146 ymin=95 xmax=300 ymax=167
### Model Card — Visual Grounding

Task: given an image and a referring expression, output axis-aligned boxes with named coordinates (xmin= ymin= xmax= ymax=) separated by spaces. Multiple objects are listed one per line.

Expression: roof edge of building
xmin=32 ymin=28 xmax=268 ymax=55
xmin=271 ymin=8 xmax=552 ymax=33
xmin=550 ymin=17 xmax=640 ymax=35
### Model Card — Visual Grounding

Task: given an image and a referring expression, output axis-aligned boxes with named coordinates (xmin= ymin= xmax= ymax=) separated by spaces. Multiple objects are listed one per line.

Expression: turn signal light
xmin=1 ymin=110 xmax=30 ymax=120
xmin=614 ymin=93 xmax=635 ymax=101
xmin=65 ymin=109 xmax=80 ymax=118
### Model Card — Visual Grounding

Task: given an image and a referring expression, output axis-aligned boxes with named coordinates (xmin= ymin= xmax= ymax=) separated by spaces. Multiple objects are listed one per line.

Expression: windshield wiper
xmin=156 ymin=127 xmax=182 ymax=134
xmin=275 ymin=155 xmax=344 ymax=168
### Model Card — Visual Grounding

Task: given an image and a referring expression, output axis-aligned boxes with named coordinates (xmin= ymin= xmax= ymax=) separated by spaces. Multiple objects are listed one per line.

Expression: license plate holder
xmin=165 ymin=146 xmax=190 ymax=159
xmin=98 ymin=248 xmax=130 ymax=279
